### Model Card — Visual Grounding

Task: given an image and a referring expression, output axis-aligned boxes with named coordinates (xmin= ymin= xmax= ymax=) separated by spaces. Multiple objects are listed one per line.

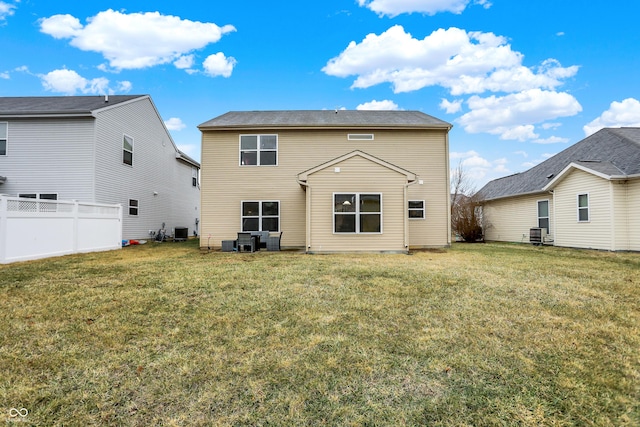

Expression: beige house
xmin=198 ymin=110 xmax=452 ymax=253
xmin=478 ymin=128 xmax=640 ymax=251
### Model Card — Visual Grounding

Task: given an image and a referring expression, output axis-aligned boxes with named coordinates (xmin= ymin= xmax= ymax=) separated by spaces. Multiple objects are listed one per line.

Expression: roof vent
xmin=104 ymin=94 xmax=109 ymax=103
xmin=546 ymin=173 xmax=554 ymax=179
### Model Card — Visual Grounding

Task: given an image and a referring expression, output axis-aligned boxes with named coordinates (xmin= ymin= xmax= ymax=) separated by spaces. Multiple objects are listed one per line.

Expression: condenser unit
xmin=529 ymin=227 xmax=547 ymax=245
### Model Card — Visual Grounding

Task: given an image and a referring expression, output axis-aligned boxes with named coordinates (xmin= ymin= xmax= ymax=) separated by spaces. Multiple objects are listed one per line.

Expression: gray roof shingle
xmin=198 ymin=110 xmax=451 ymax=129
xmin=0 ymin=95 xmax=146 ymax=116
xmin=478 ymin=127 xmax=640 ymax=201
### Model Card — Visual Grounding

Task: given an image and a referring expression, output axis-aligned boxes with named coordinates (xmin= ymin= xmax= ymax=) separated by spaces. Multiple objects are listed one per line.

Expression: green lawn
xmin=1 ymin=241 xmax=638 ymax=426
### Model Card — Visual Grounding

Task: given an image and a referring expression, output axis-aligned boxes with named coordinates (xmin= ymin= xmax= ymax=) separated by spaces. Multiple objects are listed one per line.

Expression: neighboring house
xmin=0 ymin=95 xmax=200 ymax=240
xmin=198 ymin=110 xmax=452 ymax=253
xmin=478 ymin=127 xmax=640 ymax=251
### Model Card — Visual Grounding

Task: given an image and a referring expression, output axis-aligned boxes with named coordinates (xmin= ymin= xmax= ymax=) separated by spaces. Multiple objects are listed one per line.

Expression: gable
xmin=298 ymin=150 xmax=416 ymax=182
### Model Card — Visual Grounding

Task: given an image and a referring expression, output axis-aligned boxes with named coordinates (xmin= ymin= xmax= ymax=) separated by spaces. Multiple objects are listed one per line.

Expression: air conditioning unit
xmin=530 ymin=227 xmax=547 ymax=245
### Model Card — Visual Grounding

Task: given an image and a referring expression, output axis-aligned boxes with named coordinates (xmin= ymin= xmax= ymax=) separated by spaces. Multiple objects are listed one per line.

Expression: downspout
xmin=444 ymin=130 xmax=452 ymax=247
xmin=296 ymin=179 xmax=311 ymax=252
xmin=404 ymin=179 xmax=419 ymax=251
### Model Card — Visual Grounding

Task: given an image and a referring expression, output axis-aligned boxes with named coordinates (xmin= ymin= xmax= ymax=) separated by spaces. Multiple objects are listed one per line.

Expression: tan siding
xmin=306 ymin=155 xmax=407 ymax=252
xmin=616 ymin=179 xmax=640 ymax=251
xmin=200 ymin=128 xmax=449 ymax=249
xmin=482 ymin=193 xmax=552 ymax=243
xmin=612 ymin=180 xmax=629 ymax=251
xmin=553 ymin=170 xmax=612 ymax=250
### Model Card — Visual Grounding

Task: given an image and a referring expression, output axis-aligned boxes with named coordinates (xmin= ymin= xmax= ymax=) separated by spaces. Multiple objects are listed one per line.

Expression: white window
xmin=123 ymin=134 xmax=133 ymax=166
xmin=0 ymin=122 xmax=7 ymax=156
xmin=129 ymin=199 xmax=139 ymax=216
xmin=18 ymin=193 xmax=58 ymax=200
xmin=408 ymin=200 xmax=425 ymax=219
xmin=537 ymin=200 xmax=550 ymax=232
xmin=240 ymin=135 xmax=277 ymax=166
xmin=241 ymin=201 xmax=280 ymax=231
xmin=334 ymin=193 xmax=382 ymax=234
xmin=348 ymin=134 xmax=374 ymax=141
xmin=577 ymin=194 xmax=589 ymax=222
xmin=192 ymin=167 xmax=198 ymax=187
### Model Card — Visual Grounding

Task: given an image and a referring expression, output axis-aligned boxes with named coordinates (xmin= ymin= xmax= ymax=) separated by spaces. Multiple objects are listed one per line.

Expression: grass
xmin=1 ymin=240 xmax=638 ymax=426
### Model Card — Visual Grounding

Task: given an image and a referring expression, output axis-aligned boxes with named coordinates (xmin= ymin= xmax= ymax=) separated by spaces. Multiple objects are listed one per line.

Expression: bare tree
xmin=450 ymin=162 xmax=483 ymax=242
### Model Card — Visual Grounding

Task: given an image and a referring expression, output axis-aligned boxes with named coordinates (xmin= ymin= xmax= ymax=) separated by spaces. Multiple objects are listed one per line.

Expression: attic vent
xmin=546 ymin=173 xmax=554 ymax=179
xmin=348 ymin=134 xmax=374 ymax=141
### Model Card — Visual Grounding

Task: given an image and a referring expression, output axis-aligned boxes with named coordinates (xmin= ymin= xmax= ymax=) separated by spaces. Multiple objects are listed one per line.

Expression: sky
xmin=2 ymin=0 xmax=640 ymax=189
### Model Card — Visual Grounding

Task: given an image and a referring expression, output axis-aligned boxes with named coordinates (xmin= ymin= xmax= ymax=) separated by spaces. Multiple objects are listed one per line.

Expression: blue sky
xmin=2 ymin=0 xmax=640 ymax=188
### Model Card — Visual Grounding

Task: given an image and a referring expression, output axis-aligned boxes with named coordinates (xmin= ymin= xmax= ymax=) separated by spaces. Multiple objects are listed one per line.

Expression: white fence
xmin=0 ymin=196 xmax=122 ymax=264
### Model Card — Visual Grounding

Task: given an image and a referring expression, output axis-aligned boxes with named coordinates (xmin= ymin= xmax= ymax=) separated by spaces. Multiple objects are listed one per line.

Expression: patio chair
xmin=266 ymin=231 xmax=282 ymax=251
xmin=237 ymin=232 xmax=255 ymax=253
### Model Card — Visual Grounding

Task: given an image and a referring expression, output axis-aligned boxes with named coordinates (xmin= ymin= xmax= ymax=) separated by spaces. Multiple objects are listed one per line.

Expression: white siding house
xmin=0 ymin=95 xmax=200 ymax=240
xmin=478 ymin=128 xmax=640 ymax=251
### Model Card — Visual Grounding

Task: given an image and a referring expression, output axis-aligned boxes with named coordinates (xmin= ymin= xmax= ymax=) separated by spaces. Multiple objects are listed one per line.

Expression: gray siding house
xmin=478 ymin=128 xmax=640 ymax=251
xmin=0 ymin=95 xmax=200 ymax=240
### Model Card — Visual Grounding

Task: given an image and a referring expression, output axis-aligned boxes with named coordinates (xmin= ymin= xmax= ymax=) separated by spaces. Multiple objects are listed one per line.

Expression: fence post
xmin=0 ymin=196 xmax=6 ymax=263
xmin=73 ymin=200 xmax=79 ymax=253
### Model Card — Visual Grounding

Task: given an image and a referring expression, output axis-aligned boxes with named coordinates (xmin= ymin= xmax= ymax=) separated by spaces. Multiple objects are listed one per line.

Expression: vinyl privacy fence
xmin=0 ymin=196 xmax=122 ymax=264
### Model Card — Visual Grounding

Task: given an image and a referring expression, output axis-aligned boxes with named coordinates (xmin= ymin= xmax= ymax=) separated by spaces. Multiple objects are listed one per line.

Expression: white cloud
xmin=0 ymin=71 xmax=8 ymax=79
xmin=583 ymin=98 xmax=640 ymax=135
xmin=357 ymin=0 xmax=490 ymax=17
xmin=450 ymin=150 xmax=479 ymax=159
xmin=174 ymin=55 xmax=195 ymax=70
xmin=356 ymin=99 xmax=400 ymax=110
xmin=165 ymin=117 xmax=186 ymax=131
xmin=323 ymin=26 xmax=578 ymax=95
xmin=532 ymin=135 xmax=569 ymax=144
xmin=39 ymin=9 xmax=236 ymax=71
xmin=440 ymin=98 xmax=463 ymax=114
xmin=39 ymin=68 xmax=131 ymax=95
xmin=513 ymin=150 xmax=528 ymax=158
xmin=0 ymin=1 xmax=16 ymax=23
xmin=457 ymin=89 xmax=582 ymax=140
xmin=203 ymin=52 xmax=236 ymax=77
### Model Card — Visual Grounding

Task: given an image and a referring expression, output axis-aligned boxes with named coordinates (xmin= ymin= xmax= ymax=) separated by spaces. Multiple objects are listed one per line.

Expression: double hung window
xmin=129 ymin=199 xmax=139 ymax=216
xmin=0 ymin=122 xmax=7 ymax=156
xmin=123 ymin=135 xmax=133 ymax=166
xmin=334 ymin=193 xmax=382 ymax=233
xmin=240 ymin=135 xmax=277 ymax=166
xmin=408 ymin=200 xmax=425 ymax=219
xmin=577 ymin=194 xmax=589 ymax=222
xmin=241 ymin=201 xmax=280 ymax=231
xmin=537 ymin=200 xmax=549 ymax=232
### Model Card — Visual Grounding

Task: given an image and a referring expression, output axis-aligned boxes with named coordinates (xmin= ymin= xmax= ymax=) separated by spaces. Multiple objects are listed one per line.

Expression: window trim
xmin=0 ymin=121 xmax=7 ymax=156
xmin=577 ymin=193 xmax=589 ymax=222
xmin=347 ymin=133 xmax=374 ymax=141
xmin=408 ymin=200 xmax=425 ymax=220
xmin=239 ymin=134 xmax=278 ymax=166
xmin=192 ymin=167 xmax=198 ymax=187
xmin=128 ymin=199 xmax=139 ymax=216
xmin=123 ymin=134 xmax=134 ymax=166
xmin=240 ymin=200 xmax=280 ymax=232
xmin=537 ymin=199 xmax=550 ymax=232
xmin=333 ymin=192 xmax=383 ymax=234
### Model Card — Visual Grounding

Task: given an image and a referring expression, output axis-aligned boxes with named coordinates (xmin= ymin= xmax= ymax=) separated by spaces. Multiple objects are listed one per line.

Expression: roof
xmin=198 ymin=110 xmax=452 ymax=130
xmin=0 ymin=95 xmax=147 ymax=117
xmin=478 ymin=127 xmax=640 ymax=201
